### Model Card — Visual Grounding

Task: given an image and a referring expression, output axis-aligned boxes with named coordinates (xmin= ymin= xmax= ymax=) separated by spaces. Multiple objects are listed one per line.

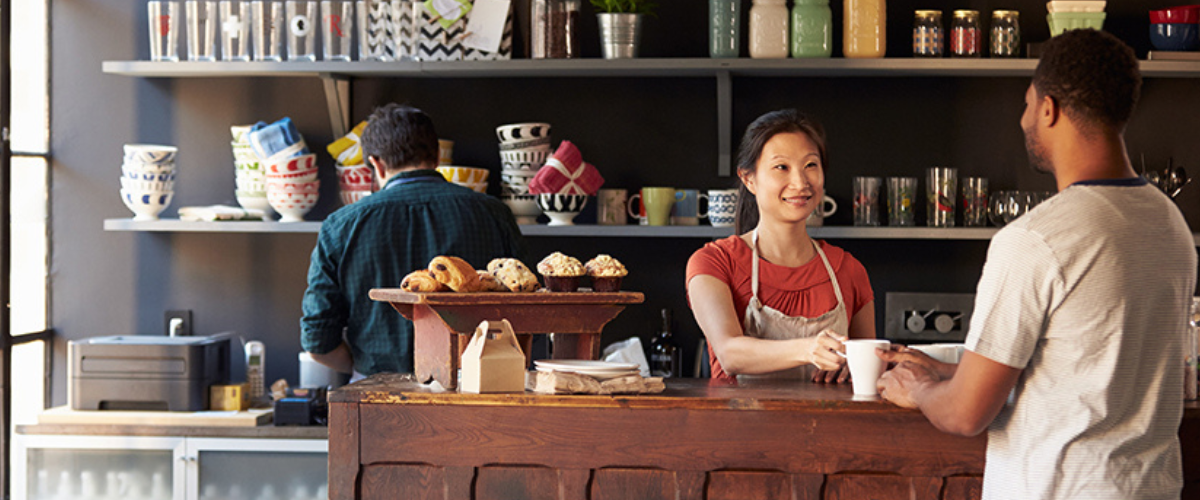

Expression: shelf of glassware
xmin=100 ymin=58 xmax=1200 ymax=78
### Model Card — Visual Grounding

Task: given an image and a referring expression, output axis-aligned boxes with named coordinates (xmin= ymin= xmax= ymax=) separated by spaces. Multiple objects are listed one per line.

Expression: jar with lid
xmin=950 ymin=10 xmax=982 ymax=58
xmin=709 ymin=0 xmax=742 ymax=58
xmin=844 ymin=0 xmax=886 ymax=58
xmin=912 ymin=10 xmax=943 ymax=57
xmin=750 ymin=0 xmax=789 ymax=58
xmin=791 ymin=0 xmax=832 ymax=58
xmin=531 ymin=0 xmax=580 ymax=59
xmin=991 ymin=10 xmax=1020 ymax=57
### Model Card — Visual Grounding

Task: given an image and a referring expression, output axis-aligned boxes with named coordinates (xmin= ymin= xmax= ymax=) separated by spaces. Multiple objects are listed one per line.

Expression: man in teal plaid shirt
xmin=301 ymin=103 xmax=526 ymax=379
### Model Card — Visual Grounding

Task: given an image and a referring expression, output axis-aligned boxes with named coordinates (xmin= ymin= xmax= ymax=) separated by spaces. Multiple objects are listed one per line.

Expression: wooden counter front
xmin=330 ymin=374 xmax=1200 ymax=500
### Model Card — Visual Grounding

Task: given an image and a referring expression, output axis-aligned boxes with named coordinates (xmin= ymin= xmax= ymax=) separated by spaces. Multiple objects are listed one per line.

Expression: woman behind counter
xmin=687 ymin=109 xmax=876 ymax=383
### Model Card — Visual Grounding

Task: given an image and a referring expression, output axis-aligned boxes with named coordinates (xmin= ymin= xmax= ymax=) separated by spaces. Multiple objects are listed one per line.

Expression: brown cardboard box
xmin=460 ymin=319 xmax=526 ymax=393
xmin=209 ymin=382 xmax=249 ymax=411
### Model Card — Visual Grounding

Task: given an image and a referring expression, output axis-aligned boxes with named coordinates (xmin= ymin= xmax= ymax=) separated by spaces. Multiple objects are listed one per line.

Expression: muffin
xmin=487 ymin=258 xmax=540 ymax=292
xmin=476 ymin=270 xmax=509 ymax=292
xmin=536 ymin=252 xmax=586 ymax=292
xmin=584 ymin=254 xmax=628 ymax=292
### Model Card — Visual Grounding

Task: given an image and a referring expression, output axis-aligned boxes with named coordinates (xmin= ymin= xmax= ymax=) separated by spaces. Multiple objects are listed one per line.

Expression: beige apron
xmin=738 ymin=229 xmax=849 ymax=381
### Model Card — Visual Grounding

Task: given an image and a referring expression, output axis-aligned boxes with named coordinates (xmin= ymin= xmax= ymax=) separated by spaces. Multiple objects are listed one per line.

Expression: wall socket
xmin=164 ymin=310 xmax=193 ymax=337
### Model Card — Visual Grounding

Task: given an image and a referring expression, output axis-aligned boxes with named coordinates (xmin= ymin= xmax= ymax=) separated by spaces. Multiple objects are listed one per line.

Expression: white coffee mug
xmin=843 ymin=339 xmax=891 ymax=396
xmin=806 ymin=194 xmax=838 ymax=227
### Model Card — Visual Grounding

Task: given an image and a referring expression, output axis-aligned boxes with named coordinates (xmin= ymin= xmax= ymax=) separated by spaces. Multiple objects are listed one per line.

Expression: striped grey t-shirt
xmin=966 ymin=179 xmax=1196 ymax=500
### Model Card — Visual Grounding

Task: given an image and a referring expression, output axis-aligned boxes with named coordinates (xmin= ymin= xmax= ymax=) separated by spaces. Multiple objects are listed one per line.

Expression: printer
xmin=69 ymin=334 xmax=231 ymax=411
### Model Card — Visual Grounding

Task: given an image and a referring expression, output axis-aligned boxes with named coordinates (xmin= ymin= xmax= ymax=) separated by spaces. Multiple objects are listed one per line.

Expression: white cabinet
xmin=13 ymin=434 xmax=327 ymax=500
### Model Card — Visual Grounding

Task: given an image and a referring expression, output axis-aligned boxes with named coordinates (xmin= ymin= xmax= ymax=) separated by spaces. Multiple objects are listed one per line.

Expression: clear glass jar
xmin=912 ymin=10 xmax=942 ymax=57
xmin=949 ymin=10 xmax=982 ymax=58
xmin=844 ymin=0 xmax=886 ymax=58
xmin=991 ymin=10 xmax=1020 ymax=58
xmin=750 ymin=0 xmax=789 ymax=58
xmin=531 ymin=0 xmax=580 ymax=59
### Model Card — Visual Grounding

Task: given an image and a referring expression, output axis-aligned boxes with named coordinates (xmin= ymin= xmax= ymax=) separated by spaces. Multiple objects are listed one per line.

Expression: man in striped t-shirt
xmin=876 ymin=30 xmax=1197 ymax=500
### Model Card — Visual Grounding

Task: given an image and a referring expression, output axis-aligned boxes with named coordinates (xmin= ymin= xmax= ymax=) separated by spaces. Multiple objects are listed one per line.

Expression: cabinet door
xmin=184 ymin=437 xmax=328 ymax=500
xmin=13 ymin=434 xmax=186 ymax=500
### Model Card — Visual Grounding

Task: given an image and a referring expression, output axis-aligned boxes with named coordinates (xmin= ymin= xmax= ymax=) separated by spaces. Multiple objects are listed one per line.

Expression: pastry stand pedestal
xmin=368 ymin=290 xmax=645 ymax=390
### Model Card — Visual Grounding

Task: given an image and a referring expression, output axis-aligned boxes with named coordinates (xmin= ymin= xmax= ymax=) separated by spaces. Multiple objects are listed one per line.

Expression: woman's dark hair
xmin=361 ymin=103 xmax=439 ymax=172
xmin=1033 ymin=29 xmax=1141 ymax=132
xmin=733 ymin=110 xmax=828 ymax=235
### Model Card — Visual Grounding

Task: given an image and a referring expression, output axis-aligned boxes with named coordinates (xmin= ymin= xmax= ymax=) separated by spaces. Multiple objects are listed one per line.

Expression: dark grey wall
xmin=49 ymin=0 xmax=1200 ymax=404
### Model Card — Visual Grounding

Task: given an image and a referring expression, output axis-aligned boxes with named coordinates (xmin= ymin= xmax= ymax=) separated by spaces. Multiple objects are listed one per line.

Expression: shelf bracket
xmin=716 ymin=70 xmax=732 ymax=177
xmin=319 ymin=73 xmax=352 ymax=139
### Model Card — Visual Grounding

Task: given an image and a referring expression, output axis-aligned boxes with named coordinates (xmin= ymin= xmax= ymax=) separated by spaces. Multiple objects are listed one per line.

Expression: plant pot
xmin=597 ymin=13 xmax=643 ymax=59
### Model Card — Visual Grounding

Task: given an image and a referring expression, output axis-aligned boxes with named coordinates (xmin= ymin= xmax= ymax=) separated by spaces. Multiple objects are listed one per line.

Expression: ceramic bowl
xmin=536 ymin=193 xmax=588 ymax=226
xmin=266 ymin=191 xmax=319 ymax=223
xmin=123 ymin=144 xmax=178 ymax=165
xmin=122 ymin=166 xmax=177 ymax=183
xmin=266 ymin=168 xmax=318 ymax=182
xmin=501 ymin=170 xmax=537 ymax=195
xmin=500 ymin=149 xmax=551 ymax=171
xmin=502 ymin=194 xmax=542 ymax=225
xmin=1151 ymin=23 xmax=1200 ymax=51
xmin=1047 ymin=12 xmax=1106 ymax=36
xmin=498 ymin=136 xmax=552 ymax=151
xmin=437 ymin=166 xmax=489 ymax=184
xmin=230 ymin=125 xmax=254 ymax=143
xmin=265 ymin=153 xmax=317 ymax=176
xmin=1046 ymin=0 xmax=1105 ymax=13
xmin=235 ymin=192 xmax=274 ymax=218
xmin=267 ymin=179 xmax=320 ymax=194
xmin=495 ymin=122 xmax=552 ymax=143
xmin=120 ymin=188 xmax=174 ymax=221
xmin=122 ymin=160 xmax=175 ymax=174
xmin=438 ymin=139 xmax=454 ymax=165
xmin=336 ymin=164 xmax=374 ymax=185
xmin=236 ymin=178 xmax=266 ymax=194
xmin=121 ymin=177 xmax=174 ymax=192
xmin=1150 ymin=6 xmax=1199 ymax=24
xmin=339 ymin=189 xmax=373 ymax=205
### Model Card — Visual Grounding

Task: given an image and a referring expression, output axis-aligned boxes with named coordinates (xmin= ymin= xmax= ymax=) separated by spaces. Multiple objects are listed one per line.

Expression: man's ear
xmin=1041 ymin=94 xmax=1060 ymax=128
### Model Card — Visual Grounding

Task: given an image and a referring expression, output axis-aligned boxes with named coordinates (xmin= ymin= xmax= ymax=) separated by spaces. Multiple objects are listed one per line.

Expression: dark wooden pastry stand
xmin=368 ymin=289 xmax=645 ymax=389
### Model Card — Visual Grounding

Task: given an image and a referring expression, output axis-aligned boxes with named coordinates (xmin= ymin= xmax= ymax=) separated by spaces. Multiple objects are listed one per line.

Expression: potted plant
xmin=590 ymin=0 xmax=657 ymax=59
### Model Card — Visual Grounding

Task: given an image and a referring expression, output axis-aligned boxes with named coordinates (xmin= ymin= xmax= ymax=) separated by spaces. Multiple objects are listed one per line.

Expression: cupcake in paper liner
xmin=584 ymin=254 xmax=628 ymax=292
xmin=537 ymin=252 xmax=586 ymax=292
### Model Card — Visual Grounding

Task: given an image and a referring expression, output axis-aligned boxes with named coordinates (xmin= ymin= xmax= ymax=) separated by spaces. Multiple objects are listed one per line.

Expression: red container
xmin=1150 ymin=5 xmax=1200 ymax=24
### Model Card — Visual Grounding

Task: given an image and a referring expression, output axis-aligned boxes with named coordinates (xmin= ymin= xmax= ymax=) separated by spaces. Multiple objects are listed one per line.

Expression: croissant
xmin=400 ymin=270 xmax=448 ymax=293
xmin=428 ymin=256 xmax=481 ymax=292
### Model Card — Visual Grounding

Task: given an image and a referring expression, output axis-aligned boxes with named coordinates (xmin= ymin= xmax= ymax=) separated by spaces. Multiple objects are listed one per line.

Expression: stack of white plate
xmin=497 ymin=122 xmax=552 ymax=224
xmin=534 ymin=360 xmax=639 ymax=381
xmin=231 ymin=125 xmax=273 ymax=218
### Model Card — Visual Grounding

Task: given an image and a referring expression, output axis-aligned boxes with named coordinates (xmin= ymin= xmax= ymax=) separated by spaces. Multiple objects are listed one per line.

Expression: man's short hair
xmin=1033 ymin=29 xmax=1141 ymax=131
xmin=361 ymin=103 xmax=439 ymax=171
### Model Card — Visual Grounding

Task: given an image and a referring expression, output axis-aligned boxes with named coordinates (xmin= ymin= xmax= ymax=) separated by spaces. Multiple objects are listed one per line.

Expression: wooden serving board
xmin=38 ymin=406 xmax=273 ymax=427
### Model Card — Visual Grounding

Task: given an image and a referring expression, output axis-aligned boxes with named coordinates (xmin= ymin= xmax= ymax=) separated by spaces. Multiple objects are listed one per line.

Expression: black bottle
xmin=650 ymin=308 xmax=681 ymax=377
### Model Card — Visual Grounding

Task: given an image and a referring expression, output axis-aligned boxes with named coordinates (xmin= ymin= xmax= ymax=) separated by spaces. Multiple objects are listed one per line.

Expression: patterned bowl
xmin=536 ymin=194 xmax=588 ymax=226
xmin=267 ymin=191 xmax=319 ymax=223
xmin=120 ymin=188 xmax=174 ymax=221
xmin=502 ymin=194 xmax=541 ymax=225
xmin=495 ymin=122 xmax=552 ymax=144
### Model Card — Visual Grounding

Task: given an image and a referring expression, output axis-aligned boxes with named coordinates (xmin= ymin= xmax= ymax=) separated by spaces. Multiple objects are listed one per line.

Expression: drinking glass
xmin=286 ymin=1 xmax=318 ymax=61
xmin=357 ymin=0 xmax=394 ymax=61
xmin=1187 ymin=296 xmax=1200 ymax=400
xmin=186 ymin=1 xmax=218 ymax=61
xmin=148 ymin=1 xmax=181 ymax=62
xmin=926 ymin=167 xmax=957 ymax=227
xmin=252 ymin=1 xmax=285 ymax=61
xmin=962 ymin=177 xmax=988 ymax=227
xmin=322 ymin=0 xmax=354 ymax=61
xmin=1002 ymin=191 xmax=1029 ymax=224
xmin=709 ymin=0 xmax=740 ymax=58
xmin=988 ymin=190 xmax=1008 ymax=226
xmin=887 ymin=176 xmax=916 ymax=226
xmin=220 ymin=1 xmax=252 ymax=61
xmin=853 ymin=176 xmax=881 ymax=226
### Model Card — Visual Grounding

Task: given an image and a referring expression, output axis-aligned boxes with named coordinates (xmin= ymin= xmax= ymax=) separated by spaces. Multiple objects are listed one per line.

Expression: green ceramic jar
xmin=791 ymin=0 xmax=832 ymax=57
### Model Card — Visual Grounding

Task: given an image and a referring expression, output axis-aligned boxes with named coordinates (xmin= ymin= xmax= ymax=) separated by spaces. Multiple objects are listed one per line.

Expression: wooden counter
xmin=329 ymin=373 xmax=1194 ymax=499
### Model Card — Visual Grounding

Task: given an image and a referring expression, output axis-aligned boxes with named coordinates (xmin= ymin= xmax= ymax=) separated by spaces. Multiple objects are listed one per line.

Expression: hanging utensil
xmin=1170 ymin=165 xmax=1191 ymax=199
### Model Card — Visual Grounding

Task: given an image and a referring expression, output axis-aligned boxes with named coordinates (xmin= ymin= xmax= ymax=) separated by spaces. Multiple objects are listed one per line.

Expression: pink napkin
xmin=528 ymin=141 xmax=605 ymax=195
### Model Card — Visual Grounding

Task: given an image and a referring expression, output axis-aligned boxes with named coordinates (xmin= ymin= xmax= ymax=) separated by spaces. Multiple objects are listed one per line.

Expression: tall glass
xmin=887 ymin=177 xmax=916 ymax=226
xmin=186 ymin=1 xmax=218 ymax=61
xmin=962 ymin=177 xmax=988 ymax=227
xmin=252 ymin=1 xmax=285 ymax=61
xmin=531 ymin=0 xmax=581 ymax=59
xmin=322 ymin=0 xmax=354 ymax=61
xmin=220 ymin=1 xmax=252 ymax=61
xmin=853 ymin=176 xmax=881 ymax=226
xmin=709 ymin=0 xmax=740 ymax=58
xmin=926 ymin=167 xmax=957 ymax=227
xmin=148 ymin=1 xmax=181 ymax=62
xmin=286 ymin=1 xmax=318 ymax=61
xmin=357 ymin=0 xmax=394 ymax=61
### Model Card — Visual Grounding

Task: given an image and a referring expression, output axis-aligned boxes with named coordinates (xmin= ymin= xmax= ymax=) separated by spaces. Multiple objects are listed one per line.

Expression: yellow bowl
xmin=436 ymin=166 xmax=489 ymax=185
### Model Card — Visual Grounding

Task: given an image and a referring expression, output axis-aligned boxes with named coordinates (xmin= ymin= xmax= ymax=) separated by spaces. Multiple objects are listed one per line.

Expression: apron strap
xmin=751 ymin=230 xmax=845 ymax=312
xmin=812 ymin=240 xmax=845 ymax=311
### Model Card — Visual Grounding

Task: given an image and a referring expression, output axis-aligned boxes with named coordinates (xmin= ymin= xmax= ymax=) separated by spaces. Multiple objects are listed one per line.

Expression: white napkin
xmin=602 ymin=337 xmax=651 ymax=377
xmin=178 ymin=205 xmax=266 ymax=221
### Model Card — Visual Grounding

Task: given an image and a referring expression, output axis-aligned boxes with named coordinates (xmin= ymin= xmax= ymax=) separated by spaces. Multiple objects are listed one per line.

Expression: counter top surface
xmin=334 ymin=373 xmax=1200 ymax=415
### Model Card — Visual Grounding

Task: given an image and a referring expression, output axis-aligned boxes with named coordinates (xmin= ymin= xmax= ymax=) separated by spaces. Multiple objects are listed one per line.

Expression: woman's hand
xmin=805 ymin=330 xmax=847 ymax=372
xmin=812 ymin=364 xmax=850 ymax=384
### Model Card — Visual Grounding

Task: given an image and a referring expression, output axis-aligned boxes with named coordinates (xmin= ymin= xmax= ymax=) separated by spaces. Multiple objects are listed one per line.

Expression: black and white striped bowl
xmin=496 ymin=122 xmax=552 ymax=143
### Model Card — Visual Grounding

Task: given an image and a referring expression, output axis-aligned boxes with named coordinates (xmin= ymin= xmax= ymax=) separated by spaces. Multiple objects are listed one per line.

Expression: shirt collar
xmin=382 ymin=168 xmax=446 ymax=190
xmin=1070 ymin=176 xmax=1148 ymax=187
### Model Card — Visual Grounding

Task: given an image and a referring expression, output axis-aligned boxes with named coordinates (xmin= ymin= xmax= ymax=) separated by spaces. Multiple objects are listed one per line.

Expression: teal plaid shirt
xmin=300 ymin=168 xmax=527 ymax=375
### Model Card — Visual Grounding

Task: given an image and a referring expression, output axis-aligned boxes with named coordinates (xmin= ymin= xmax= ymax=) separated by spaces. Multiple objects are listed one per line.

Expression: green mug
xmin=642 ymin=187 xmax=685 ymax=226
